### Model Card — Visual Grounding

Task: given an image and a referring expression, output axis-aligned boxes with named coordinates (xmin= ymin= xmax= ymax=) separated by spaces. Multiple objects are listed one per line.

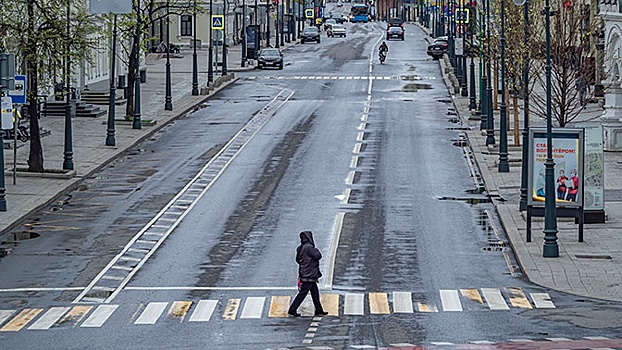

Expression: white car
xmin=328 ymin=24 xmax=346 ymax=37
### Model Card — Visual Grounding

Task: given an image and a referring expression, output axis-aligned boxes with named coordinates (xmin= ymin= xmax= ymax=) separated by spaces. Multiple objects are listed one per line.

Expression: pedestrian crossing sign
xmin=456 ymin=9 xmax=469 ymax=23
xmin=305 ymin=9 xmax=314 ymax=18
xmin=212 ymin=15 xmax=224 ymax=30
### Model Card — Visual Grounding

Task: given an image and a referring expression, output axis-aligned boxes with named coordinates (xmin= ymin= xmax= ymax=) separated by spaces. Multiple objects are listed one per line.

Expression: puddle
xmin=402 ymin=83 xmax=432 ymax=92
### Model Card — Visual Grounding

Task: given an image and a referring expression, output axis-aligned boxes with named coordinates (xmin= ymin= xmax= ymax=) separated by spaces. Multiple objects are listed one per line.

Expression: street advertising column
xmin=527 ymin=128 xmax=585 ymax=208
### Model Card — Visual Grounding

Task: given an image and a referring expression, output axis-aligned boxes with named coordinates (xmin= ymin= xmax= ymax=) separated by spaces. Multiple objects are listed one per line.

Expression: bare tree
xmin=527 ymin=0 xmax=593 ymax=127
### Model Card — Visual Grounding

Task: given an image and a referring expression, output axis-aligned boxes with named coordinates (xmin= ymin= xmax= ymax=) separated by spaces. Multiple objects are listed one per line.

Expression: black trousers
xmin=289 ymin=281 xmax=324 ymax=313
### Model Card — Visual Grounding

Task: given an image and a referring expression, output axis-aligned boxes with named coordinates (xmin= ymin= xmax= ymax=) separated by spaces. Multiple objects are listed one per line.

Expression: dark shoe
xmin=314 ymin=311 xmax=329 ymax=316
xmin=288 ymin=310 xmax=301 ymax=317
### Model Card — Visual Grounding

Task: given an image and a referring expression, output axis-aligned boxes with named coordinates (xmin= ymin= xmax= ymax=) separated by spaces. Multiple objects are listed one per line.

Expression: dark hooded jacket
xmin=296 ymin=231 xmax=322 ymax=282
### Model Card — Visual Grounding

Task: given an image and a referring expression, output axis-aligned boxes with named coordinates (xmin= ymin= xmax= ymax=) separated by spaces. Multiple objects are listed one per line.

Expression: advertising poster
xmin=527 ymin=128 xmax=584 ymax=208
xmin=579 ymin=124 xmax=605 ymax=211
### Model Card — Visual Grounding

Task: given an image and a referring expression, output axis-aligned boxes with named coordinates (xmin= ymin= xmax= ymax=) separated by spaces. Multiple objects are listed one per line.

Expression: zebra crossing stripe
xmin=27 ymin=307 xmax=70 ymax=330
xmin=530 ymin=293 xmax=555 ymax=309
xmin=417 ymin=302 xmax=438 ymax=312
xmin=168 ymin=301 xmax=192 ymax=322
xmin=506 ymin=288 xmax=533 ymax=309
xmin=0 ymin=310 xmax=15 ymax=326
xmin=59 ymin=306 xmax=93 ymax=326
xmin=369 ymin=293 xmax=390 ymax=314
xmin=241 ymin=297 xmax=265 ymax=319
xmin=135 ymin=302 xmax=168 ymax=325
xmin=81 ymin=305 xmax=118 ymax=328
xmin=223 ymin=299 xmax=241 ymax=320
xmin=0 ymin=308 xmax=43 ymax=332
xmin=460 ymin=289 xmax=484 ymax=304
xmin=440 ymin=290 xmax=463 ymax=311
xmin=321 ymin=294 xmax=340 ymax=316
xmin=392 ymin=292 xmax=414 ymax=313
xmin=482 ymin=288 xmax=510 ymax=310
xmin=345 ymin=293 xmax=364 ymax=315
xmin=268 ymin=296 xmax=290 ymax=317
xmin=188 ymin=300 xmax=218 ymax=322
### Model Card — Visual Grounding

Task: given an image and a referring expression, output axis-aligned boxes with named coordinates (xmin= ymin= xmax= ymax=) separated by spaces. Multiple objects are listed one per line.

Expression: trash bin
xmin=139 ymin=68 xmax=147 ymax=83
xmin=117 ymin=74 xmax=126 ymax=89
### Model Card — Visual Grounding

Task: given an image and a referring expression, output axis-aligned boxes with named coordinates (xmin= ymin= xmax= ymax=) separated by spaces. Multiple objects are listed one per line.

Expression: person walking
xmin=288 ymin=231 xmax=328 ymax=317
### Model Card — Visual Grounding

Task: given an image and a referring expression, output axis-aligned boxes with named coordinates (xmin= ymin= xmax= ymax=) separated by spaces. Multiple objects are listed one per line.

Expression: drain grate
xmin=575 ymin=254 xmax=613 ymax=260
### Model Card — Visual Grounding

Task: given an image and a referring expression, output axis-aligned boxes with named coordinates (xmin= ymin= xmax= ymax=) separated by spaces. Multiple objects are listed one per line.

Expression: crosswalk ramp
xmin=0 ymin=288 xmax=555 ymax=332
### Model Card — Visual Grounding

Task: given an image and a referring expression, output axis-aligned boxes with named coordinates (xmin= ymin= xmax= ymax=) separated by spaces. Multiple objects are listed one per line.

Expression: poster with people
xmin=527 ymin=128 xmax=584 ymax=208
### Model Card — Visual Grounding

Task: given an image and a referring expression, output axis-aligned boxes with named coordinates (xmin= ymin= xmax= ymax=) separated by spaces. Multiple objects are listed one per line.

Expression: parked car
xmin=324 ymin=18 xmax=337 ymax=30
xmin=301 ymin=26 xmax=321 ymax=44
xmin=426 ymin=36 xmax=448 ymax=60
xmin=257 ymin=48 xmax=283 ymax=70
xmin=328 ymin=24 xmax=346 ymax=37
xmin=386 ymin=26 xmax=404 ymax=40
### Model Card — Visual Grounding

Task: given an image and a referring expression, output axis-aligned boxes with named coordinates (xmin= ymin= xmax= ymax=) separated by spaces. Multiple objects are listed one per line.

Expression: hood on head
xmin=299 ymin=230 xmax=314 ymax=246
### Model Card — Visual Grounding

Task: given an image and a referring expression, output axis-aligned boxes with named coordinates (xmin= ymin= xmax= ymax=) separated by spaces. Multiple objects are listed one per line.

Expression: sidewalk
xmin=418 ymin=23 xmax=622 ymax=302
xmin=0 ymin=41 xmax=271 ymax=248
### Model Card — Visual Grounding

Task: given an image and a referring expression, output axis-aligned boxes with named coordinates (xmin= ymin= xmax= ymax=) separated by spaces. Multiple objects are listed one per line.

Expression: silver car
xmin=328 ymin=24 xmax=346 ymax=38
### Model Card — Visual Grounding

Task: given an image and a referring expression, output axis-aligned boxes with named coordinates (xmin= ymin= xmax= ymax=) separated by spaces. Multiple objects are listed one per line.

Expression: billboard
xmin=527 ymin=128 xmax=584 ymax=208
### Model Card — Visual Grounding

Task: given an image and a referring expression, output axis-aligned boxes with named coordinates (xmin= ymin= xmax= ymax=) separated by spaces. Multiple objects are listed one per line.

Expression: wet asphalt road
xmin=0 ymin=16 xmax=622 ymax=350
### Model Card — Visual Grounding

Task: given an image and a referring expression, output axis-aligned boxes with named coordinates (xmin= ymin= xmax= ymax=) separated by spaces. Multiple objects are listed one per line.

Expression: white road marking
xmin=344 ymin=293 xmax=364 ymax=315
xmin=80 ymin=305 xmax=118 ymax=328
xmin=392 ymin=291 xmax=414 ymax=313
xmin=135 ymin=302 xmax=168 ymax=325
xmin=440 ymin=290 xmax=463 ymax=311
xmin=28 ymin=307 xmax=70 ymax=330
xmin=0 ymin=310 xmax=15 ymax=326
xmin=189 ymin=300 xmax=218 ymax=322
xmin=531 ymin=293 xmax=555 ymax=308
xmin=482 ymin=288 xmax=510 ymax=310
xmin=240 ymin=297 xmax=265 ymax=319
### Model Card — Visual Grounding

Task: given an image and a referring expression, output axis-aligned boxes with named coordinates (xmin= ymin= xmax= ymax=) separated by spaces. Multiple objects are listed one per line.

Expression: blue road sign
xmin=8 ymin=75 xmax=25 ymax=105
xmin=212 ymin=15 xmax=224 ymax=30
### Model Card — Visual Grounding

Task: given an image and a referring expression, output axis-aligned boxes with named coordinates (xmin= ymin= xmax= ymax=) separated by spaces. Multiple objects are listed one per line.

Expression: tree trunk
xmin=26 ymin=0 xmax=43 ymax=172
xmin=125 ymin=36 xmax=138 ymax=119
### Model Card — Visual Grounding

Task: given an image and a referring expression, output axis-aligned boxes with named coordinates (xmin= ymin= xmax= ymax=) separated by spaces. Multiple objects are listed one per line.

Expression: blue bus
xmin=349 ymin=4 xmax=369 ymax=23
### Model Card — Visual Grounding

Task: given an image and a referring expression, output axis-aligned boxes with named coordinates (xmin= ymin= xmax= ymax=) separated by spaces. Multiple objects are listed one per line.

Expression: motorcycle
xmin=379 ymin=50 xmax=387 ymax=64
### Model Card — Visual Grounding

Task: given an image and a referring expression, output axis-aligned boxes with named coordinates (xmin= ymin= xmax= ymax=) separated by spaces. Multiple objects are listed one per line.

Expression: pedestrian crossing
xmin=0 ymin=288 xmax=555 ymax=332
xmin=245 ymin=75 xmax=406 ymax=81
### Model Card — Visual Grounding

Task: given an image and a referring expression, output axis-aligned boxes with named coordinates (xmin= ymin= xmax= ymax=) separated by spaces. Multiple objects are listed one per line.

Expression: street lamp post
xmin=468 ymin=11 xmax=477 ymax=110
xmin=222 ymin=0 xmax=228 ymax=76
xmin=64 ymin=0 xmax=74 ymax=170
xmin=542 ymin=0 xmax=558 ymax=257
xmin=106 ymin=14 xmax=118 ymax=146
xmin=165 ymin=0 xmax=173 ymax=110
xmin=479 ymin=3 xmax=488 ymax=131
xmin=208 ymin=0 xmax=214 ymax=84
xmin=280 ymin=1 xmax=285 ymax=46
xmin=498 ymin=0 xmax=509 ymax=172
xmin=484 ymin=0 xmax=495 ymax=146
xmin=132 ymin=3 xmax=142 ymax=130
xmin=275 ymin=2 xmax=280 ymax=48
xmin=241 ymin=0 xmax=247 ymax=67
xmin=192 ymin=0 xmax=199 ymax=94
xmin=266 ymin=0 xmax=271 ymax=47
xmin=519 ymin=0 xmax=530 ymax=211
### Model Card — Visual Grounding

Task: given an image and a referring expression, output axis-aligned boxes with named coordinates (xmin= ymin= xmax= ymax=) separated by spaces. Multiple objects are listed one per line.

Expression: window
xmin=180 ymin=15 xmax=192 ymax=36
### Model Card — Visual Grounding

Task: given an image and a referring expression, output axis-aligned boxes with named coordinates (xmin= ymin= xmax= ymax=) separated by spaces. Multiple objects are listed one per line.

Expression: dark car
xmin=386 ymin=26 xmax=404 ymax=40
xmin=426 ymin=36 xmax=448 ymax=60
xmin=257 ymin=48 xmax=283 ymax=69
xmin=387 ymin=17 xmax=404 ymax=29
xmin=333 ymin=14 xmax=347 ymax=23
xmin=301 ymin=26 xmax=321 ymax=44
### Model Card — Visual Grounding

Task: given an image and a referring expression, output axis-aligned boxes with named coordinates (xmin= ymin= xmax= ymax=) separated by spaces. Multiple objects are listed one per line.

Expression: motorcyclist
xmin=379 ymin=41 xmax=388 ymax=62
